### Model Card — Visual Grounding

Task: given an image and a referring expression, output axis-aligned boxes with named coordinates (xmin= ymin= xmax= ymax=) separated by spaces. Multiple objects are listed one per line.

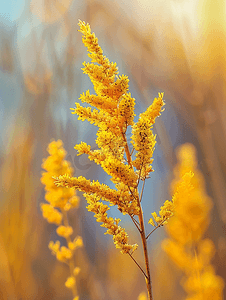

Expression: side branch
xmin=138 ymin=206 xmax=153 ymax=300
xmin=121 ymin=129 xmax=132 ymax=167
xmin=130 ymin=215 xmax=141 ymax=232
xmin=128 ymin=253 xmax=147 ymax=279
xmin=146 ymin=219 xmax=166 ymax=240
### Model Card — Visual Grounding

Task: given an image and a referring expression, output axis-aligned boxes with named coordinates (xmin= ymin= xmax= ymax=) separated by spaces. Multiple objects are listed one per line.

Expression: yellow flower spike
xmin=54 ymin=174 xmax=136 ymax=214
xmin=41 ymin=140 xmax=81 ymax=300
xmin=101 ymin=155 xmax=138 ymax=187
xmin=162 ymin=143 xmax=224 ymax=299
xmin=117 ymin=92 xmax=136 ymax=127
xmin=99 ymin=74 xmax=129 ymax=100
xmin=142 ymin=93 xmax=165 ymax=124
xmin=84 ymin=192 xmax=138 ymax=253
xmin=71 ymin=102 xmax=107 ymax=126
xmin=79 ymin=90 xmax=118 ymax=110
xmin=95 ymin=128 xmax=124 ymax=154
xmin=131 ymin=93 xmax=165 ymax=180
xmin=74 ymin=141 xmax=91 ymax=156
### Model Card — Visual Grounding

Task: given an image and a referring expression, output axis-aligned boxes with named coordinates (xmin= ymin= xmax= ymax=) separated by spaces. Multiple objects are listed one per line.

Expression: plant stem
xmin=128 ymin=253 xmax=147 ymax=278
xmin=138 ymin=205 xmax=153 ymax=300
xmin=121 ymin=128 xmax=153 ymax=300
xmin=146 ymin=219 xmax=165 ymax=240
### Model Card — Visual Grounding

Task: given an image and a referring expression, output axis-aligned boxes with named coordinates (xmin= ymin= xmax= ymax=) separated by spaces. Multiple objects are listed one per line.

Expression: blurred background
xmin=0 ymin=0 xmax=226 ymax=299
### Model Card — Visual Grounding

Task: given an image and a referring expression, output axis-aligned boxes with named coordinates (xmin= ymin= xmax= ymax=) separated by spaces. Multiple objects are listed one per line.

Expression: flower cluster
xmin=131 ymin=93 xmax=164 ymax=180
xmin=52 ymin=21 xmax=164 ymax=253
xmin=54 ymin=20 xmax=166 ymax=256
xmin=41 ymin=140 xmax=82 ymax=299
xmin=148 ymin=199 xmax=174 ymax=227
xmin=162 ymin=143 xmax=224 ymax=299
xmin=85 ymin=193 xmax=138 ymax=254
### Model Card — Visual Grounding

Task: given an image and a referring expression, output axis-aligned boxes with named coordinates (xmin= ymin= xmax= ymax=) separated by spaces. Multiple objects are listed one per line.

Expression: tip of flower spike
xmin=53 ymin=174 xmax=71 ymax=187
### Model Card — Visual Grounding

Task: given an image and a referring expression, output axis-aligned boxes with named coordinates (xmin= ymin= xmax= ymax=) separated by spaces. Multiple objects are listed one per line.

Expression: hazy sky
xmin=0 ymin=0 xmax=26 ymax=25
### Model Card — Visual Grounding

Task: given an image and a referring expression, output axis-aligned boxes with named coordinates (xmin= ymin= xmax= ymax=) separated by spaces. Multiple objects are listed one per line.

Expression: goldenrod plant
xmin=41 ymin=140 xmax=82 ymax=300
xmin=50 ymin=20 xmax=197 ymax=300
xmin=162 ymin=143 xmax=225 ymax=299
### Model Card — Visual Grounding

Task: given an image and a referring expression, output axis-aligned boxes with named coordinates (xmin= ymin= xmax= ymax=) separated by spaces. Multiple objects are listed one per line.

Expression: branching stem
xmin=121 ymin=129 xmax=153 ymax=300
xmin=139 ymin=178 xmax=146 ymax=203
xmin=128 ymin=252 xmax=147 ymax=278
xmin=131 ymin=215 xmax=141 ymax=232
xmin=146 ymin=219 xmax=165 ymax=240
xmin=137 ymin=203 xmax=153 ymax=300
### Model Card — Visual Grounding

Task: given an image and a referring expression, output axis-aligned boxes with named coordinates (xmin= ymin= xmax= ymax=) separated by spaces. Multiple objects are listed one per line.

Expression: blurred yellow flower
xmin=40 ymin=203 xmax=62 ymax=225
xmin=162 ymin=143 xmax=224 ymax=299
xmin=41 ymin=140 xmax=82 ymax=299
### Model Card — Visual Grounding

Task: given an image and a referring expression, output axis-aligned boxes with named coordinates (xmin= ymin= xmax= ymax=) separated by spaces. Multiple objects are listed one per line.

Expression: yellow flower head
xmin=54 ymin=21 xmax=165 ymax=256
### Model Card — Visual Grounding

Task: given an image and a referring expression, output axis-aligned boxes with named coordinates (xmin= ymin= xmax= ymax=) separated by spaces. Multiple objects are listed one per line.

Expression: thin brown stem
xmin=120 ymin=129 xmax=153 ymax=300
xmin=138 ymin=206 xmax=153 ymax=300
xmin=139 ymin=178 xmax=146 ymax=203
xmin=128 ymin=253 xmax=147 ymax=278
xmin=132 ymin=215 xmax=140 ymax=227
xmin=130 ymin=215 xmax=141 ymax=232
xmin=146 ymin=219 xmax=165 ymax=240
xmin=121 ymin=128 xmax=132 ymax=166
